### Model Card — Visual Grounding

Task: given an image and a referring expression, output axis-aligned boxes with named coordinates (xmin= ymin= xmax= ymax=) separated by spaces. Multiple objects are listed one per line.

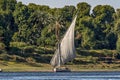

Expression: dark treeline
xmin=0 ymin=0 xmax=120 ymax=51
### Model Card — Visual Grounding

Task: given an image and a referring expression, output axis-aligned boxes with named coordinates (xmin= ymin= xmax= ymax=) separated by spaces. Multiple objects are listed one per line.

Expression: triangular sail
xmin=50 ymin=16 xmax=77 ymax=67
xmin=50 ymin=43 xmax=62 ymax=67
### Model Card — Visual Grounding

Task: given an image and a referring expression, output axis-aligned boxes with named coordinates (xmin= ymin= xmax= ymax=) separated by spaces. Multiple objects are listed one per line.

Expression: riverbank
xmin=1 ymin=61 xmax=120 ymax=72
xmin=0 ymin=49 xmax=120 ymax=72
xmin=0 ymin=61 xmax=52 ymax=72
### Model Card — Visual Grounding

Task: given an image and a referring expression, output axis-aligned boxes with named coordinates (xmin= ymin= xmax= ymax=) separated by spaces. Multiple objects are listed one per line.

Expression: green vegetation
xmin=0 ymin=48 xmax=120 ymax=72
xmin=1 ymin=0 xmax=120 ymax=71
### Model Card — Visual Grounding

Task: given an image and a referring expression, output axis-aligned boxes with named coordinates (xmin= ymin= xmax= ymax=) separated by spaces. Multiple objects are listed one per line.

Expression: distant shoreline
xmin=1 ymin=61 xmax=120 ymax=72
xmin=2 ymin=70 xmax=120 ymax=72
xmin=2 ymin=68 xmax=120 ymax=72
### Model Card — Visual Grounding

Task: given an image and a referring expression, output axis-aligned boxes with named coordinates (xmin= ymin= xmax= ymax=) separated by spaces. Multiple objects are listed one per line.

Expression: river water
xmin=0 ymin=71 xmax=120 ymax=80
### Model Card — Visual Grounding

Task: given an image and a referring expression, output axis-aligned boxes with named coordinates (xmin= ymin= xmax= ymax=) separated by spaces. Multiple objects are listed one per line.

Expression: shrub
xmin=23 ymin=46 xmax=35 ymax=53
xmin=26 ymin=57 xmax=35 ymax=63
xmin=37 ymin=46 xmax=54 ymax=54
xmin=0 ymin=42 xmax=6 ymax=50
xmin=11 ymin=55 xmax=26 ymax=62
xmin=9 ymin=47 xmax=21 ymax=55
xmin=10 ymin=42 xmax=28 ymax=48
xmin=0 ymin=54 xmax=11 ymax=61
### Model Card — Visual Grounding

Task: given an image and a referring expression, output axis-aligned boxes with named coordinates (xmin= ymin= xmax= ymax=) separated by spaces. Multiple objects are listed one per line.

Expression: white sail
xmin=50 ymin=16 xmax=77 ymax=67
xmin=50 ymin=44 xmax=62 ymax=67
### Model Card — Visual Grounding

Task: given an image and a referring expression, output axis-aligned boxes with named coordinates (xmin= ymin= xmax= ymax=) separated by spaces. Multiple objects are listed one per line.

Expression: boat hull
xmin=0 ymin=69 xmax=2 ymax=72
xmin=53 ymin=67 xmax=71 ymax=72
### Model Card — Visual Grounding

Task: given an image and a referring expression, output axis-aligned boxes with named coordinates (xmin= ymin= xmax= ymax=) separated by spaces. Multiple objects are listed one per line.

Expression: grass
xmin=68 ymin=64 xmax=120 ymax=71
xmin=0 ymin=61 xmax=52 ymax=72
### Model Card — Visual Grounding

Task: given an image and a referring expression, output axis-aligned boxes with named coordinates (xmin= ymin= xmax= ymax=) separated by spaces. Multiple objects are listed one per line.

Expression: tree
xmin=28 ymin=3 xmax=50 ymax=12
xmin=12 ymin=2 xmax=30 ymax=42
xmin=92 ymin=5 xmax=115 ymax=49
xmin=75 ymin=2 xmax=93 ymax=49
xmin=0 ymin=0 xmax=17 ymax=49
xmin=114 ymin=9 xmax=120 ymax=51
xmin=0 ymin=0 xmax=17 ymax=11
xmin=28 ymin=11 xmax=53 ymax=45
xmin=77 ymin=2 xmax=91 ymax=17
xmin=77 ymin=16 xmax=95 ymax=49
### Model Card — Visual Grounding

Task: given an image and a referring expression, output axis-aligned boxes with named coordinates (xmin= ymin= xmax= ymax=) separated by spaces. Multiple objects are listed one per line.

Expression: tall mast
xmin=55 ymin=21 xmax=62 ymax=67
xmin=55 ymin=21 xmax=60 ymax=42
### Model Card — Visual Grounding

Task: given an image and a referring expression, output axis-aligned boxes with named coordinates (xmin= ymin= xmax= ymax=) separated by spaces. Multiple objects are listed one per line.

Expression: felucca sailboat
xmin=50 ymin=16 xmax=77 ymax=72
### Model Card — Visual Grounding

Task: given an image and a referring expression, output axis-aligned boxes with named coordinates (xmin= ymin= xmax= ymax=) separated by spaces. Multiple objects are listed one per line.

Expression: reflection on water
xmin=0 ymin=71 xmax=120 ymax=80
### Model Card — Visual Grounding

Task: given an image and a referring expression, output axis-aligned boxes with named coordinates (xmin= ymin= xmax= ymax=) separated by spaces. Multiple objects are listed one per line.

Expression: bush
xmin=0 ymin=54 xmax=11 ymax=61
xmin=0 ymin=50 xmax=7 ymax=54
xmin=10 ymin=42 xmax=28 ymax=48
xmin=115 ymin=51 xmax=120 ymax=59
xmin=26 ymin=57 xmax=36 ymax=63
xmin=9 ymin=47 xmax=21 ymax=55
xmin=37 ymin=46 xmax=54 ymax=54
xmin=77 ymin=50 xmax=105 ymax=57
xmin=0 ymin=42 xmax=6 ymax=50
xmin=23 ymin=46 xmax=36 ymax=53
xmin=13 ymin=55 xmax=26 ymax=62
xmin=14 ymin=46 xmax=37 ymax=57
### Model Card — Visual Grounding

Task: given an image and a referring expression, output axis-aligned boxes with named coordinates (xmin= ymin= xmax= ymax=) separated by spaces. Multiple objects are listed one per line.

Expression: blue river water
xmin=0 ymin=71 xmax=120 ymax=80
